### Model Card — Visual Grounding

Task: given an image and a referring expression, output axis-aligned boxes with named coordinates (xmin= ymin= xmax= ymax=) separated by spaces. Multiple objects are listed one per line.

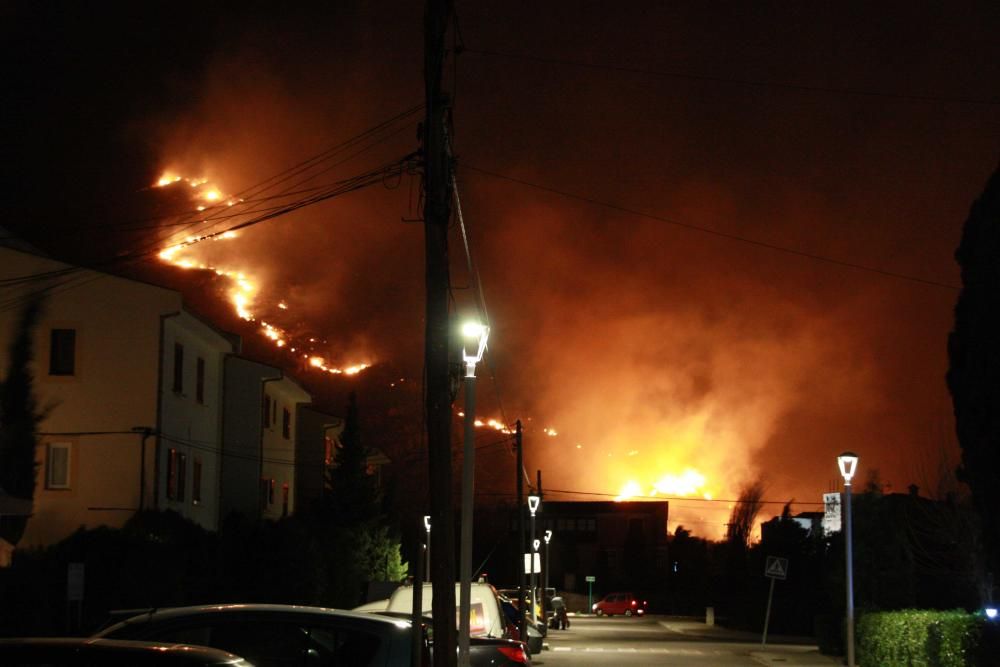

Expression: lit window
xmin=46 ymin=442 xmax=72 ymax=489
xmin=49 ymin=329 xmax=76 ymax=376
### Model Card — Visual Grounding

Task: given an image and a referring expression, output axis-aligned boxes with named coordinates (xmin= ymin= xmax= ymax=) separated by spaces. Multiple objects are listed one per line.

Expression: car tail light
xmin=497 ymin=645 xmax=529 ymax=663
xmin=631 ymin=600 xmax=637 ymax=606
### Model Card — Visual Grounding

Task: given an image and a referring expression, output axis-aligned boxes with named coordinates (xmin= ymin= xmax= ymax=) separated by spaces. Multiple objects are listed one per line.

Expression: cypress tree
xmin=947 ymin=160 xmax=1000 ymax=582
xmin=0 ymin=296 xmax=45 ymax=546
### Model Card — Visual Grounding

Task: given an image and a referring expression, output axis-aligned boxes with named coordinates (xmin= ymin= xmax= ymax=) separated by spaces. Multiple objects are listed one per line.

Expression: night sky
xmin=4 ymin=2 xmax=1000 ymax=536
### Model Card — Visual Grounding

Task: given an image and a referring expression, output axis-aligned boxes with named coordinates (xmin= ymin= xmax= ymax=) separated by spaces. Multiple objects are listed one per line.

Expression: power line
xmin=462 ymin=164 xmax=960 ymax=291
xmin=463 ymin=47 xmax=1000 ymax=106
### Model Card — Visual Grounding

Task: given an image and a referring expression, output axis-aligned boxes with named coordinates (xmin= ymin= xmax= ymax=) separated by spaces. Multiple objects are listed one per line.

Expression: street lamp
xmin=423 ymin=515 xmax=431 ymax=583
xmin=838 ymin=451 xmax=859 ymax=667
xmin=459 ymin=320 xmax=489 ymax=667
xmin=543 ymin=529 xmax=552 ymax=627
xmin=528 ymin=494 xmax=541 ymax=625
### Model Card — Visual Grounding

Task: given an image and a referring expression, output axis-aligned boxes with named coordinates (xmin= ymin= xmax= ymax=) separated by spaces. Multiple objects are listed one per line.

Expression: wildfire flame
xmin=615 ymin=468 xmax=713 ymax=501
xmin=153 ymin=171 xmax=371 ymax=376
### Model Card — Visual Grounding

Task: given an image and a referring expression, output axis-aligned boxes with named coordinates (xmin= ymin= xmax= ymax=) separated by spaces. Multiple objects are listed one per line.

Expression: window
xmin=46 ymin=442 xmax=71 ymax=489
xmin=282 ymin=482 xmax=289 ymax=517
xmin=263 ymin=394 xmax=272 ymax=428
xmin=192 ymin=457 xmax=202 ymax=505
xmin=172 ymin=343 xmax=184 ymax=393
xmin=167 ymin=448 xmax=187 ymax=501
xmin=324 ymin=436 xmax=334 ymax=466
xmin=269 ymin=479 xmax=275 ymax=505
xmin=282 ymin=408 xmax=291 ymax=439
xmin=196 ymin=357 xmax=205 ymax=404
xmin=49 ymin=329 xmax=76 ymax=376
xmin=259 ymin=478 xmax=270 ymax=511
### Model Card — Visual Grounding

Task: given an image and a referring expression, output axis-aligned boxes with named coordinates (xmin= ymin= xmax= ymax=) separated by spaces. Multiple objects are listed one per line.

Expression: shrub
xmin=857 ymin=609 xmax=993 ymax=667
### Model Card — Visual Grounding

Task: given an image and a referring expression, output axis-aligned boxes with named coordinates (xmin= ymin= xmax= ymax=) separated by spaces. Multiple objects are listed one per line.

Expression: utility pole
xmin=424 ymin=1 xmax=456 ymax=665
xmin=515 ymin=420 xmax=526 ymax=644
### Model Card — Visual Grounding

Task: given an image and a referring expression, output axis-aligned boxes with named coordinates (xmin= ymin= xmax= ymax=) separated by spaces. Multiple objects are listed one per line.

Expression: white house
xmin=0 ymin=245 xmax=238 ymax=546
xmin=222 ymin=357 xmax=311 ymax=521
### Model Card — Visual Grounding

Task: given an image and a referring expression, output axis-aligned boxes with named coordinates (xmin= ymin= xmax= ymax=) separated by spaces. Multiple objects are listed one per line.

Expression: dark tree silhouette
xmin=726 ymin=479 xmax=766 ymax=551
xmin=0 ymin=296 xmax=45 ymax=546
xmin=324 ymin=391 xmax=379 ymax=524
xmin=947 ymin=160 xmax=1000 ymax=585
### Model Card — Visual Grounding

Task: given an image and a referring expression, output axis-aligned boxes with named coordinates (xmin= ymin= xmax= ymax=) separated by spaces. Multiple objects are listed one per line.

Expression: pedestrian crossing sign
xmin=765 ymin=556 xmax=788 ymax=580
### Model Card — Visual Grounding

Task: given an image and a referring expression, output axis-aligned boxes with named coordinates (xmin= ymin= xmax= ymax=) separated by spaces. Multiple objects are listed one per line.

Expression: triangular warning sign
xmin=765 ymin=557 xmax=788 ymax=579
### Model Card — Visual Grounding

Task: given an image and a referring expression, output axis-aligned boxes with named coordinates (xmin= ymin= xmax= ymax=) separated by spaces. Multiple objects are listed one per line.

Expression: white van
xmin=359 ymin=583 xmax=508 ymax=640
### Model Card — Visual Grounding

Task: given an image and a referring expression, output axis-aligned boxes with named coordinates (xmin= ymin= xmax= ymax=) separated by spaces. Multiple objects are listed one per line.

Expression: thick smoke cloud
xmin=125 ymin=2 xmax=999 ymax=536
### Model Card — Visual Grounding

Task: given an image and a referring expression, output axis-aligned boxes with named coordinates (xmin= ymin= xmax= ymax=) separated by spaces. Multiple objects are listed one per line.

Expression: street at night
xmin=537 ymin=615 xmax=835 ymax=666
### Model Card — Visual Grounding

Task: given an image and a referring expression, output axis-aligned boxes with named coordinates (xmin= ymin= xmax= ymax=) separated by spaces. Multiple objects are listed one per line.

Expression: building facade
xmin=0 ymin=246 xmax=239 ymax=546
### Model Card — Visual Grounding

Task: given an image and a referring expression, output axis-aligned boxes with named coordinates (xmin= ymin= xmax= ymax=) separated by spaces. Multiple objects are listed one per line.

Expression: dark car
xmin=0 ymin=637 xmax=252 ymax=666
xmin=497 ymin=597 xmax=544 ymax=655
xmin=95 ymin=604 xmax=427 ymax=666
xmin=592 ymin=592 xmax=648 ymax=617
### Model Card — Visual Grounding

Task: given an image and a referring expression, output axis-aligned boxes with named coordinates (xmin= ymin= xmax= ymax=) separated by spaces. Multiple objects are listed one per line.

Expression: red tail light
xmin=631 ymin=600 xmax=637 ymax=606
xmin=497 ymin=645 xmax=529 ymax=663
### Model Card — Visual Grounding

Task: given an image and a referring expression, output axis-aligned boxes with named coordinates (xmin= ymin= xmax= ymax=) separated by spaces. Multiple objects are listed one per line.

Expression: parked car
xmin=362 ymin=583 xmax=510 ymax=642
xmin=375 ymin=612 xmax=530 ymax=666
xmin=95 ymin=604 xmax=428 ymax=666
xmin=592 ymin=592 xmax=648 ymax=617
xmin=495 ymin=589 xmax=542 ymax=623
xmin=0 ymin=637 xmax=253 ymax=666
xmin=496 ymin=596 xmax=545 ymax=655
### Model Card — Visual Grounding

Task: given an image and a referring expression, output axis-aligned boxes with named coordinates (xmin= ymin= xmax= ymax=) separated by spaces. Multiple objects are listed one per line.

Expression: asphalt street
xmin=533 ymin=615 xmax=840 ymax=666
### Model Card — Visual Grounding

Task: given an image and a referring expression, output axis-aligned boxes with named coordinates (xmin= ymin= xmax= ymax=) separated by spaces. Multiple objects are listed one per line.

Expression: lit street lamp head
xmin=838 ymin=451 xmax=860 ymax=485
xmin=544 ymin=529 xmax=552 ymax=544
xmin=461 ymin=320 xmax=490 ymax=377
xmin=533 ymin=538 xmax=540 ymax=552
xmin=528 ymin=494 xmax=541 ymax=516
xmin=423 ymin=515 xmax=431 ymax=532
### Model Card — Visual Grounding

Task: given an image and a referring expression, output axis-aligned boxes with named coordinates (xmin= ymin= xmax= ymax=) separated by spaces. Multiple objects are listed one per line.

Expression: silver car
xmin=95 ymin=604 xmax=427 ymax=666
xmin=0 ymin=637 xmax=253 ymax=666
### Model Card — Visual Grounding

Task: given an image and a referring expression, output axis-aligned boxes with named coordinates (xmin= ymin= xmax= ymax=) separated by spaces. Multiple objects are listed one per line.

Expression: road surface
xmin=532 ymin=615 xmax=833 ymax=666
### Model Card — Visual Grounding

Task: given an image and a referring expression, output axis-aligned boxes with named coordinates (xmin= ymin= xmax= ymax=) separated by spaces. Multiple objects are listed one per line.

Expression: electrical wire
xmin=463 ymin=47 xmax=1000 ymax=106
xmin=462 ymin=164 xmax=960 ymax=291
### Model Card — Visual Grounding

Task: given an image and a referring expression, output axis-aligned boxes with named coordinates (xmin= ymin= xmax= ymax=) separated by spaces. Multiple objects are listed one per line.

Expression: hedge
xmin=856 ymin=609 xmax=1000 ymax=667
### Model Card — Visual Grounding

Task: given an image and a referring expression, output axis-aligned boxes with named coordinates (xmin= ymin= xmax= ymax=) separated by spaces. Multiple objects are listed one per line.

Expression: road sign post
xmin=761 ymin=556 xmax=788 ymax=647
xmin=585 ymin=575 xmax=596 ymax=612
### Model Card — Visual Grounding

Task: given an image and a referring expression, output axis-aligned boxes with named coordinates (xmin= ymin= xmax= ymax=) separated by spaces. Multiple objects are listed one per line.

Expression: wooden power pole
xmin=424 ymin=0 xmax=456 ymax=665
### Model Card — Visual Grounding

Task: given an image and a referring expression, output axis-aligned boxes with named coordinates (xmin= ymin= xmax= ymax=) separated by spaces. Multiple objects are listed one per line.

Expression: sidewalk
xmin=656 ymin=619 xmax=842 ymax=666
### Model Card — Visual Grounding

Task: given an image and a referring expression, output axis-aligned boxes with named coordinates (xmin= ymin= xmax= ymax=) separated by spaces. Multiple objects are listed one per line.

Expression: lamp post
xmin=528 ymin=494 xmax=541 ymax=625
xmin=543 ymin=529 xmax=552 ymax=627
xmin=459 ymin=321 xmax=489 ymax=667
xmin=838 ymin=451 xmax=859 ymax=667
xmin=423 ymin=515 xmax=431 ymax=583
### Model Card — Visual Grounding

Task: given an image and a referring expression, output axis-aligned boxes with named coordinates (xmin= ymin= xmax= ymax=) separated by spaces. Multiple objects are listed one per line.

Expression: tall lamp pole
xmin=423 ymin=515 xmax=432 ymax=583
xmin=543 ymin=530 xmax=552 ymax=626
xmin=838 ymin=451 xmax=859 ymax=667
xmin=459 ymin=322 xmax=489 ymax=667
xmin=528 ymin=495 xmax=541 ymax=625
